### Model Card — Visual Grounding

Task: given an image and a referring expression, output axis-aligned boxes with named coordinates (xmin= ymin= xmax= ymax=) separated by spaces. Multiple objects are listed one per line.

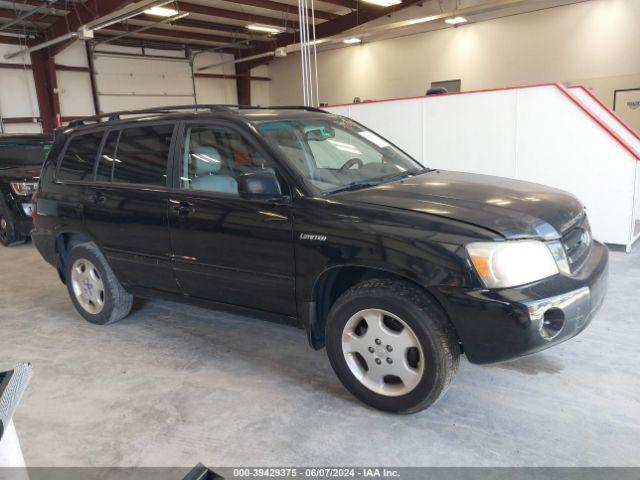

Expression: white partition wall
xmin=325 ymin=84 xmax=640 ymax=251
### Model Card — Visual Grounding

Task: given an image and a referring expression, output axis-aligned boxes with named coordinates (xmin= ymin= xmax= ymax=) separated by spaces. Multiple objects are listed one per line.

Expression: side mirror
xmin=237 ymin=172 xmax=283 ymax=200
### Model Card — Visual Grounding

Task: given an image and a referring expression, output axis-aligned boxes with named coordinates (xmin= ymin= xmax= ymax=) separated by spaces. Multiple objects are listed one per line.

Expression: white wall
xmin=268 ymin=0 xmax=640 ymax=107
xmin=194 ymin=51 xmax=238 ymax=104
xmin=0 ymin=44 xmax=41 ymax=134
xmin=0 ymin=40 xmax=270 ymax=133
xmin=55 ymin=41 xmax=95 ymax=119
xmin=326 ymin=84 xmax=640 ymax=248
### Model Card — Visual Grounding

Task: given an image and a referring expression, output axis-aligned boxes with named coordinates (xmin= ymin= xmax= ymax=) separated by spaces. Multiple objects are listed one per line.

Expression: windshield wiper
xmin=377 ymin=167 xmax=431 ymax=185
xmin=326 ymin=180 xmax=380 ymax=194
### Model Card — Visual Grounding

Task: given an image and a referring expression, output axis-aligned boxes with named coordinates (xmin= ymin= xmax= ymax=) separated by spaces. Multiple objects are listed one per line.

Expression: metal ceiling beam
xmin=136 ymin=14 xmax=252 ymax=35
xmin=101 ymin=23 xmax=251 ymax=45
xmin=178 ymin=2 xmax=300 ymax=30
xmin=40 ymin=0 xmax=155 ymax=55
xmin=0 ymin=7 xmax=53 ymax=24
xmin=220 ymin=0 xmax=337 ymax=21
xmin=1 ymin=0 xmax=68 ymax=16
xmin=0 ymin=0 xmax=60 ymax=32
xmin=44 ymin=0 xmax=134 ymax=41
xmin=92 ymin=35 xmax=240 ymax=53
xmin=313 ymin=0 xmax=360 ymax=10
xmin=96 ymin=12 xmax=190 ymax=46
xmin=237 ymin=0 xmax=423 ymax=67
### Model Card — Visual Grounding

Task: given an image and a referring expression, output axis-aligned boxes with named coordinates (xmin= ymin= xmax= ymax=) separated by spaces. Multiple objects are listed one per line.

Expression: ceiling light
xmin=343 ymin=37 xmax=361 ymax=44
xmin=144 ymin=6 xmax=179 ymax=17
xmin=361 ymin=0 xmax=402 ymax=6
xmin=445 ymin=16 xmax=467 ymax=25
xmin=247 ymin=24 xmax=285 ymax=34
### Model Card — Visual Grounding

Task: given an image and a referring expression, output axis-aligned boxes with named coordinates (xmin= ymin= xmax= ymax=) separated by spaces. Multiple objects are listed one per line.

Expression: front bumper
xmin=439 ymin=240 xmax=609 ymax=364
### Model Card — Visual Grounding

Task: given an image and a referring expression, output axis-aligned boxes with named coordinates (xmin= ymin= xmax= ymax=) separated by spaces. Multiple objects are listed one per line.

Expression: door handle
xmin=87 ymin=191 xmax=106 ymax=204
xmin=170 ymin=200 xmax=195 ymax=216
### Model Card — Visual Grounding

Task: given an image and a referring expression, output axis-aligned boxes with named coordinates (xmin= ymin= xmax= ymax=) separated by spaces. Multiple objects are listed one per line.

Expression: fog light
xmin=539 ymin=308 xmax=565 ymax=340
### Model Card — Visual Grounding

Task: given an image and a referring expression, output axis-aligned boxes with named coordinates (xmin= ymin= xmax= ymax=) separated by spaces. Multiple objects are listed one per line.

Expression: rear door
xmin=83 ymin=122 xmax=179 ymax=293
xmin=167 ymin=121 xmax=296 ymax=316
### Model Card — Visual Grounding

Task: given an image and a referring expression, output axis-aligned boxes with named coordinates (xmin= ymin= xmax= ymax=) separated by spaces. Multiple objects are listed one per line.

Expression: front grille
xmin=561 ymin=214 xmax=592 ymax=272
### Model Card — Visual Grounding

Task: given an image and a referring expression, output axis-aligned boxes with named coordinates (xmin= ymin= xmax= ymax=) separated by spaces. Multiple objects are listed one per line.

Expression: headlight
xmin=10 ymin=181 xmax=38 ymax=196
xmin=466 ymin=240 xmax=564 ymax=288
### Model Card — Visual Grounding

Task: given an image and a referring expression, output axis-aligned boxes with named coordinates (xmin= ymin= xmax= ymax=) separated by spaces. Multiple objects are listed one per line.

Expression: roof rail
xmin=67 ymin=104 xmax=327 ymax=128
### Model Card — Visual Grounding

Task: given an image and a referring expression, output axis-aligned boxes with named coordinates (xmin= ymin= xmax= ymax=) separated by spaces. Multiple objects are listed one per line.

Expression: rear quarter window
xmin=57 ymin=131 xmax=105 ymax=182
xmin=111 ymin=124 xmax=174 ymax=186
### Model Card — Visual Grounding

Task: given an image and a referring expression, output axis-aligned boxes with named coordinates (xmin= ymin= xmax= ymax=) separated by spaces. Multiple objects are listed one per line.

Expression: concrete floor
xmin=0 ymin=243 xmax=639 ymax=467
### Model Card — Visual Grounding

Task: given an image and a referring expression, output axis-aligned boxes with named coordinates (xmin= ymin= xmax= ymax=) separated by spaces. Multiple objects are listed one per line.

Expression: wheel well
xmin=310 ymin=266 xmax=452 ymax=349
xmin=55 ymin=232 xmax=92 ymax=283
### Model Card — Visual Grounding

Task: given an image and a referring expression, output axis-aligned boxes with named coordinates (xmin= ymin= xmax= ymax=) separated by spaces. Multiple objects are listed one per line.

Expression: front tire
xmin=0 ymin=206 xmax=26 ymax=247
xmin=326 ymin=278 xmax=460 ymax=413
xmin=65 ymin=242 xmax=133 ymax=325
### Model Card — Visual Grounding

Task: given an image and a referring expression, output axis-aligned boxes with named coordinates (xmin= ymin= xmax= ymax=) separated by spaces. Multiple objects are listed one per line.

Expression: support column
xmin=235 ymin=56 xmax=251 ymax=105
xmin=30 ymin=49 xmax=60 ymax=133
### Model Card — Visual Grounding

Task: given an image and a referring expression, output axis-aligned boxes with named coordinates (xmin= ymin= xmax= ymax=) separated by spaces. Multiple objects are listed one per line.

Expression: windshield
xmin=255 ymin=117 xmax=424 ymax=193
xmin=0 ymin=142 xmax=52 ymax=168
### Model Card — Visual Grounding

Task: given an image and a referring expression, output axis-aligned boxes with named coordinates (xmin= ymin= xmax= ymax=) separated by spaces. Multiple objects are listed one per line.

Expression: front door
xmin=83 ymin=123 xmax=179 ymax=292
xmin=168 ymin=122 xmax=296 ymax=316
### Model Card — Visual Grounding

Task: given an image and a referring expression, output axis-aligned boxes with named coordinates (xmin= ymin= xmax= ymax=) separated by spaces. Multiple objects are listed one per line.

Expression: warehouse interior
xmin=0 ymin=0 xmax=639 ymax=474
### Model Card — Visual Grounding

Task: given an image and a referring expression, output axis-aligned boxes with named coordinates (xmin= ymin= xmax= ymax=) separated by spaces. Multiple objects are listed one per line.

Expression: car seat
xmin=190 ymin=146 xmax=238 ymax=194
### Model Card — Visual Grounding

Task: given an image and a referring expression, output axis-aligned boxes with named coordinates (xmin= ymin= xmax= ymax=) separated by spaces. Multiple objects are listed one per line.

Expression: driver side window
xmin=181 ymin=125 xmax=275 ymax=195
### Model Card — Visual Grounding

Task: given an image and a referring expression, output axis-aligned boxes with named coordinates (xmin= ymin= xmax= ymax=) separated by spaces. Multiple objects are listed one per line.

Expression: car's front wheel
xmin=65 ymin=242 xmax=133 ymax=325
xmin=326 ymin=278 xmax=460 ymax=413
xmin=0 ymin=205 xmax=26 ymax=247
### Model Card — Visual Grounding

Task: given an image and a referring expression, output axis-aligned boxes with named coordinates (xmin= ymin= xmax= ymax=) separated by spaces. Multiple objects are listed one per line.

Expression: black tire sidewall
xmin=65 ymin=244 xmax=117 ymax=325
xmin=326 ymin=289 xmax=449 ymax=413
xmin=0 ymin=205 xmax=17 ymax=246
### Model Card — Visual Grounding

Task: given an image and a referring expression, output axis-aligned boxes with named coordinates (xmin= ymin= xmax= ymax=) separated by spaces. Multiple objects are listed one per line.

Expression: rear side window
xmin=96 ymin=130 xmax=120 ymax=182
xmin=57 ymin=131 xmax=104 ymax=181
xmin=111 ymin=125 xmax=174 ymax=186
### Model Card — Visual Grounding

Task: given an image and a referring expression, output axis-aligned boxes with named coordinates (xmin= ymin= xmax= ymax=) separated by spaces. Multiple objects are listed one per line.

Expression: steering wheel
xmin=338 ymin=157 xmax=364 ymax=173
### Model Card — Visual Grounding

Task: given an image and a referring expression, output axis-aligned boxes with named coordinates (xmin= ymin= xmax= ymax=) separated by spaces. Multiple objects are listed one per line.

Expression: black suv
xmin=0 ymin=134 xmax=52 ymax=246
xmin=32 ymin=105 xmax=608 ymax=413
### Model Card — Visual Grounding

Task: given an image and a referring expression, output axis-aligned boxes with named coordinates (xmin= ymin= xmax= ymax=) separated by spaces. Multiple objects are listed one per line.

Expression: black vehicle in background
xmin=0 ymin=134 xmax=52 ymax=246
xmin=31 ymin=105 xmax=608 ymax=413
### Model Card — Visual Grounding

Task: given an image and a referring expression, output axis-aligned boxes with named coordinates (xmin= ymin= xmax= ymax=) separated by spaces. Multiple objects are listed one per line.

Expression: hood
xmin=0 ymin=165 xmax=41 ymax=181
xmin=336 ymin=170 xmax=584 ymax=239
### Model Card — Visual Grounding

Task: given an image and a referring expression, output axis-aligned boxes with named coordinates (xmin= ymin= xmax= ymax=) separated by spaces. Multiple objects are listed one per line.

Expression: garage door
xmin=93 ymin=47 xmax=195 ymax=112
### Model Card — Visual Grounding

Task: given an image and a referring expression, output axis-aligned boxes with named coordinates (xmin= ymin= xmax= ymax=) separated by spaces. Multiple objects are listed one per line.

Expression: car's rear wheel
xmin=65 ymin=242 xmax=133 ymax=325
xmin=0 ymin=206 xmax=26 ymax=247
xmin=326 ymin=278 xmax=460 ymax=413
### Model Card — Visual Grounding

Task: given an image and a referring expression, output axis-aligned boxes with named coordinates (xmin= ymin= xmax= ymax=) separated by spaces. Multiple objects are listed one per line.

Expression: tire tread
xmin=328 ymin=278 xmax=460 ymax=413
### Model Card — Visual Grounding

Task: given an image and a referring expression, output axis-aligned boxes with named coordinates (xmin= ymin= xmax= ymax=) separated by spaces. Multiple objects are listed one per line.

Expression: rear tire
xmin=65 ymin=242 xmax=133 ymax=325
xmin=0 ymin=206 xmax=26 ymax=247
xmin=326 ymin=278 xmax=459 ymax=413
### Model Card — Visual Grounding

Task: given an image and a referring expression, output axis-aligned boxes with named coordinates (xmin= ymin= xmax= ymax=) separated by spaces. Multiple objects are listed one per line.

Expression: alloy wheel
xmin=341 ymin=308 xmax=424 ymax=397
xmin=70 ymin=259 xmax=105 ymax=315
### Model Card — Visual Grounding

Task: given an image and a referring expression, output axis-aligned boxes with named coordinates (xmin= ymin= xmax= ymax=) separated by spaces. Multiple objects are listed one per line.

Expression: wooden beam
xmin=220 ymin=0 xmax=337 ymax=21
xmin=179 ymin=2 xmax=300 ymax=29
